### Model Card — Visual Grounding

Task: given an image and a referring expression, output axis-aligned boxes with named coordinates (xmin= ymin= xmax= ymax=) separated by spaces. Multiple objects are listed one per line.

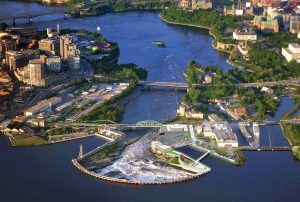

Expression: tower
xmin=57 ymin=24 xmax=60 ymax=34
xmin=78 ymin=144 xmax=83 ymax=159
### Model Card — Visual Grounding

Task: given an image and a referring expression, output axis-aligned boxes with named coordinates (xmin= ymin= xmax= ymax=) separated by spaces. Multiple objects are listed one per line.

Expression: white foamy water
xmin=98 ymin=132 xmax=190 ymax=182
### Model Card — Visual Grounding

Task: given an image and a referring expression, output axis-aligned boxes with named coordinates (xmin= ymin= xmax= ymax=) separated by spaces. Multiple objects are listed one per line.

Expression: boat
xmin=97 ymin=26 xmax=101 ymax=31
xmin=152 ymin=40 xmax=166 ymax=48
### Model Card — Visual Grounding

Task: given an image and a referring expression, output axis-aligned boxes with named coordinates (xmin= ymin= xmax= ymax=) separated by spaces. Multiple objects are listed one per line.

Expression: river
xmin=0 ymin=1 xmax=300 ymax=201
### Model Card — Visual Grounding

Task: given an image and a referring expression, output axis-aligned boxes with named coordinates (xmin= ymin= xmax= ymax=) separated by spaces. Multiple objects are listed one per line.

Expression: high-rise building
xmin=59 ymin=35 xmax=80 ymax=69
xmin=290 ymin=16 xmax=300 ymax=34
xmin=0 ymin=40 xmax=16 ymax=60
xmin=46 ymin=56 xmax=61 ymax=72
xmin=5 ymin=49 xmax=40 ymax=70
xmin=38 ymin=38 xmax=59 ymax=55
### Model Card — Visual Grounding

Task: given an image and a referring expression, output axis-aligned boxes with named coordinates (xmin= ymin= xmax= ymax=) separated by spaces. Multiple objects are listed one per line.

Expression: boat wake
xmin=97 ymin=132 xmax=189 ymax=182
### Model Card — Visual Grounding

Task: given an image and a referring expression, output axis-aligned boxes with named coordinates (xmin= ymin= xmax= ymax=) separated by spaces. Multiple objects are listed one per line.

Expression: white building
xmin=233 ymin=29 xmax=257 ymax=41
xmin=282 ymin=43 xmax=300 ymax=62
xmin=202 ymin=122 xmax=238 ymax=147
xmin=151 ymin=141 xmax=172 ymax=155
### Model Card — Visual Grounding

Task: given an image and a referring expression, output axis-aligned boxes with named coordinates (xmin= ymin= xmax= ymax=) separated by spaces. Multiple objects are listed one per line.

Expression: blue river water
xmin=0 ymin=1 xmax=299 ymax=201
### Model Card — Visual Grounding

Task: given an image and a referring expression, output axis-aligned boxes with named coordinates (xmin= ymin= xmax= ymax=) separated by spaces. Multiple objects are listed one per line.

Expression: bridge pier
xmin=12 ymin=17 xmax=16 ymax=26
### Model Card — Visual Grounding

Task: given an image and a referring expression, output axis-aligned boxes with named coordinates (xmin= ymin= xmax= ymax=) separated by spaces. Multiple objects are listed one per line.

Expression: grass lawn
xmin=11 ymin=136 xmax=48 ymax=147
xmin=168 ymin=157 xmax=180 ymax=165
xmin=281 ymin=124 xmax=300 ymax=146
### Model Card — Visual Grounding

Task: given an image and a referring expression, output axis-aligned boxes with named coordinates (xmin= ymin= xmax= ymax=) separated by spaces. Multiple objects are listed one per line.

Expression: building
xmin=24 ymin=97 xmax=62 ymax=117
xmin=15 ymin=55 xmax=67 ymax=87
xmin=282 ymin=43 xmax=300 ymax=62
xmin=202 ymin=122 xmax=238 ymax=147
xmin=5 ymin=49 xmax=40 ymax=70
xmin=176 ymin=104 xmax=204 ymax=119
xmin=38 ymin=38 xmax=59 ymax=55
xmin=253 ymin=15 xmax=279 ymax=32
xmin=212 ymin=122 xmax=238 ymax=147
xmin=237 ymin=42 xmax=249 ymax=57
xmin=233 ymin=29 xmax=257 ymax=41
xmin=224 ymin=1 xmax=254 ymax=16
xmin=202 ymin=122 xmax=213 ymax=137
xmin=43 ymin=0 xmax=69 ymax=4
xmin=151 ymin=141 xmax=172 ymax=155
xmin=233 ymin=107 xmax=247 ymax=117
xmin=0 ymin=71 xmax=11 ymax=83
xmin=290 ymin=16 xmax=300 ymax=34
xmin=60 ymin=35 xmax=81 ymax=69
xmin=6 ymin=27 xmax=37 ymax=37
xmin=208 ymin=114 xmax=222 ymax=123
xmin=199 ymin=74 xmax=212 ymax=84
xmin=180 ymin=0 xmax=191 ymax=8
xmin=67 ymin=55 xmax=80 ymax=69
xmin=179 ymin=0 xmax=212 ymax=10
xmin=261 ymin=86 xmax=274 ymax=94
xmin=46 ymin=56 xmax=61 ymax=72
xmin=0 ymin=40 xmax=16 ymax=60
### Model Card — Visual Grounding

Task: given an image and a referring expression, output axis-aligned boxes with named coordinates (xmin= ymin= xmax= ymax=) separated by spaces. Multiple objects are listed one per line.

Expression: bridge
xmin=62 ymin=120 xmax=163 ymax=129
xmin=0 ymin=9 xmax=71 ymax=24
xmin=55 ymin=118 xmax=300 ymax=130
xmin=138 ymin=79 xmax=300 ymax=89
xmin=239 ymin=146 xmax=292 ymax=151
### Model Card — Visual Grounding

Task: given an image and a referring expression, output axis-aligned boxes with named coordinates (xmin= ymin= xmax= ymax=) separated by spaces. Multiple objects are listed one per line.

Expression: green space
xmin=181 ymin=156 xmax=193 ymax=165
xmin=282 ymin=124 xmax=300 ymax=146
xmin=235 ymin=149 xmax=246 ymax=165
xmin=10 ymin=136 xmax=48 ymax=147
xmin=46 ymin=126 xmax=80 ymax=136
xmin=78 ymin=103 xmax=124 ymax=123
xmin=168 ymin=157 xmax=180 ymax=165
xmin=184 ymin=60 xmax=278 ymax=120
xmin=293 ymin=147 xmax=300 ymax=161
xmin=282 ymin=124 xmax=300 ymax=160
xmin=161 ymin=6 xmax=248 ymax=44
xmin=213 ymin=147 xmax=230 ymax=157
xmin=67 ymin=0 xmax=176 ymax=14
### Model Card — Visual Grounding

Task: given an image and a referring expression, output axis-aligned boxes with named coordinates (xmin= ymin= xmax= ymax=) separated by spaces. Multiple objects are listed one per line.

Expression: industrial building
xmin=202 ymin=122 xmax=238 ymax=147
xmin=24 ymin=97 xmax=62 ymax=117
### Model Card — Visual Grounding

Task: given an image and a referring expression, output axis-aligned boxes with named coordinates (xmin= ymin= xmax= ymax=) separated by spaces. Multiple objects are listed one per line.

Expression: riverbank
xmin=159 ymin=14 xmax=239 ymax=68
xmin=8 ymin=133 xmax=94 ymax=147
